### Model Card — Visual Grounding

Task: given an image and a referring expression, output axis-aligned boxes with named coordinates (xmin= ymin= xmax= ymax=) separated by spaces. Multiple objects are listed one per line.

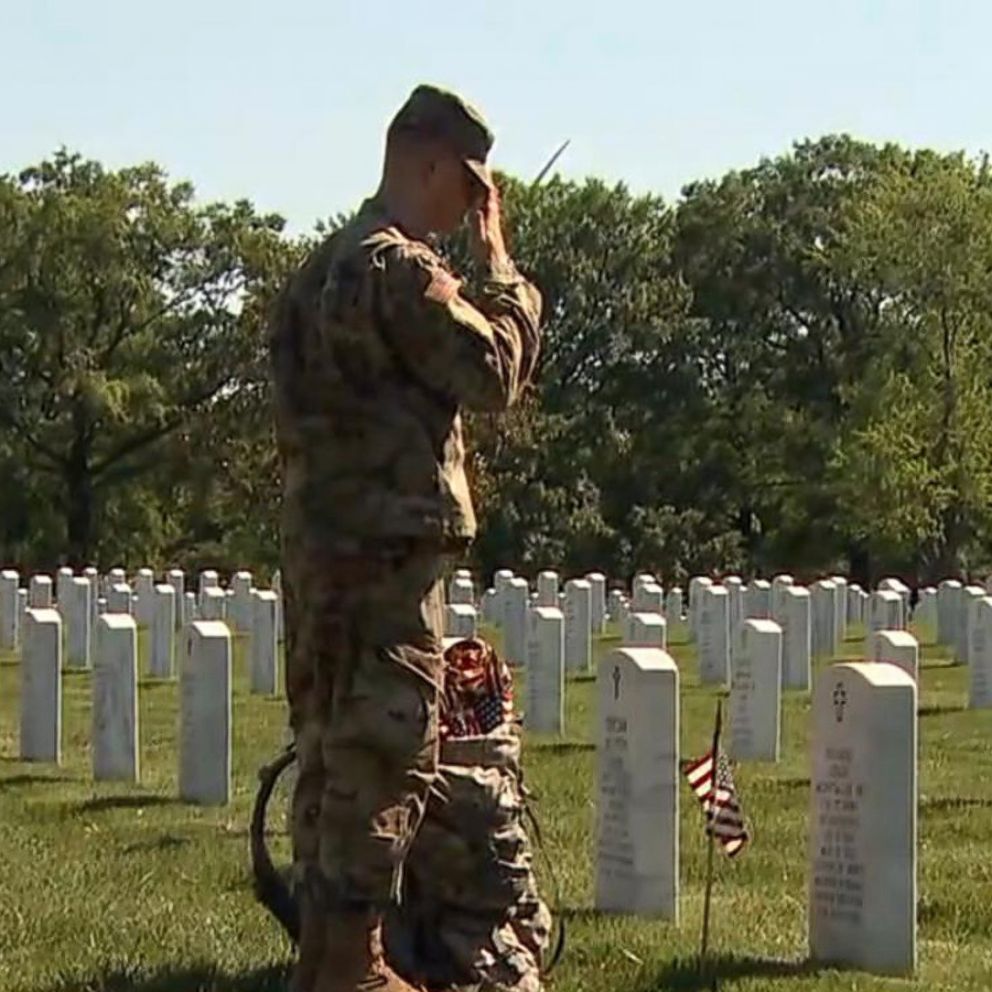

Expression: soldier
xmin=268 ymin=85 xmax=542 ymax=992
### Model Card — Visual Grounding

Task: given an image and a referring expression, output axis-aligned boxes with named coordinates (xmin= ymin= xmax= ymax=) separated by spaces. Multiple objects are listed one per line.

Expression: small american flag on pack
xmin=684 ymin=747 xmax=750 ymax=858
xmin=439 ymin=638 xmax=514 ymax=740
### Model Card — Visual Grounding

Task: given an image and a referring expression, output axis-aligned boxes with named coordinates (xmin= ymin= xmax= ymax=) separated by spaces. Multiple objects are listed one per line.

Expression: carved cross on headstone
xmin=612 ymin=664 xmax=622 ymax=701
xmin=833 ymin=682 xmax=847 ymax=723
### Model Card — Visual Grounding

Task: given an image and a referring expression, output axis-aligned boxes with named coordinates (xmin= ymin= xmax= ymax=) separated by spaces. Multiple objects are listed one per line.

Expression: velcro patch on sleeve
xmin=424 ymin=268 xmax=461 ymax=306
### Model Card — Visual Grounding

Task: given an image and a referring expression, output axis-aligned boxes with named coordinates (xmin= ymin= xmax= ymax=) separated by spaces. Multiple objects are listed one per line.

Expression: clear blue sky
xmin=4 ymin=0 xmax=989 ymax=232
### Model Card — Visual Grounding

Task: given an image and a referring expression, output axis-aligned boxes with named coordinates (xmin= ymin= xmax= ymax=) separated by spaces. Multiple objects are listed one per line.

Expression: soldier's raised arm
xmin=373 ymin=232 xmax=542 ymax=411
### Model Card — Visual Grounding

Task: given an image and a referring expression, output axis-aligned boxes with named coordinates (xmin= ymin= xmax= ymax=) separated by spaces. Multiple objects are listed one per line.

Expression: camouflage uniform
xmin=268 ymin=138 xmax=541 ymax=957
xmin=386 ymin=731 xmax=553 ymax=992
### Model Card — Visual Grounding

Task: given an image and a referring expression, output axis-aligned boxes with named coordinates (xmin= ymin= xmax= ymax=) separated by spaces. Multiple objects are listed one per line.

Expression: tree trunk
xmin=65 ymin=466 xmax=94 ymax=569
xmin=65 ymin=410 xmax=94 ymax=568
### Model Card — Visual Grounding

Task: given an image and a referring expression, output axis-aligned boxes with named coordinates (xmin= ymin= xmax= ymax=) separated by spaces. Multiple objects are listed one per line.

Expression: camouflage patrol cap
xmin=389 ymin=84 xmax=494 ymax=188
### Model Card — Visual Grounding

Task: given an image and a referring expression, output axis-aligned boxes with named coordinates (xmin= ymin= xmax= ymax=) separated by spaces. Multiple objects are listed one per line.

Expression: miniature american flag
xmin=439 ymin=638 xmax=514 ymax=740
xmin=684 ymin=747 xmax=750 ymax=857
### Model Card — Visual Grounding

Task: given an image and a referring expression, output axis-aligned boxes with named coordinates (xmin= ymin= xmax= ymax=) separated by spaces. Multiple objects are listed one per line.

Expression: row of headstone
xmin=18 ymin=609 xmax=234 ymax=804
xmin=593 ymin=646 xmax=918 ymax=976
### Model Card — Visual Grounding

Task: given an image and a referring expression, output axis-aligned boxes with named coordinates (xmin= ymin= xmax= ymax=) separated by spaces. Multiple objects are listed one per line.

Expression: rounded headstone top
xmin=606 ymin=646 xmax=678 ymax=673
xmin=830 ymin=660 xmax=916 ymax=689
xmin=190 ymin=620 xmax=231 ymax=638
xmin=744 ymin=618 xmax=783 ymax=635
xmin=99 ymin=613 xmax=137 ymax=630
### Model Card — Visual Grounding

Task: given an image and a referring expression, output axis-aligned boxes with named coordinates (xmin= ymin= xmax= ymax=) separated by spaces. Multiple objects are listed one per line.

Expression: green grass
xmin=1 ymin=622 xmax=991 ymax=991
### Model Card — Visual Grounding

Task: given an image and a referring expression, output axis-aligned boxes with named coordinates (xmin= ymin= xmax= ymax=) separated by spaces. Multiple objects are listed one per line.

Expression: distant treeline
xmin=3 ymin=138 xmax=992 ymax=587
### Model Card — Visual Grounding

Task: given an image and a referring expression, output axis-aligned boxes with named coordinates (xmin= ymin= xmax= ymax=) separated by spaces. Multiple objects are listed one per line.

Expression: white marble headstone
xmin=633 ymin=581 xmax=664 ymax=615
xmin=698 ymin=585 xmax=730 ymax=686
xmin=493 ymin=569 xmax=515 ymax=628
xmin=830 ymin=577 xmax=848 ymax=646
xmin=688 ymin=576 xmax=713 ymax=640
xmin=445 ymin=603 xmax=478 ymax=639
xmin=724 ymin=576 xmax=745 ymax=666
xmin=771 ymin=575 xmax=794 ymax=626
xmin=108 ymin=582 xmax=132 ymax=615
xmin=66 ymin=577 xmax=92 ymax=669
xmin=595 ymin=647 xmax=679 ymax=920
xmin=17 ymin=588 xmax=28 ymax=636
xmin=729 ymin=619 xmax=782 ymax=761
xmin=813 ymin=580 xmax=840 ymax=658
xmin=960 ymin=584 xmax=985 ymax=665
xmin=745 ymin=579 xmax=772 ymax=620
xmin=133 ymin=568 xmax=155 ymax=625
xmin=481 ymin=588 xmax=499 ymax=625
xmin=229 ymin=571 xmax=253 ymax=633
xmin=448 ymin=575 xmax=475 ymax=606
xmin=183 ymin=591 xmax=197 ymax=626
xmin=1 ymin=569 xmax=20 ymax=651
xmin=608 ymin=588 xmax=625 ymax=623
xmin=93 ymin=614 xmax=140 ymax=782
xmin=587 ymin=572 xmax=607 ymax=634
xmin=937 ymin=579 xmax=962 ymax=647
xmin=871 ymin=630 xmax=919 ymax=683
xmin=151 ymin=584 xmax=176 ymax=678
xmin=29 ymin=575 xmax=53 ymax=609
xmin=526 ymin=606 xmax=564 ymax=735
xmin=632 ymin=572 xmax=659 ymax=601
xmin=809 ymin=662 xmax=916 ymax=976
xmin=503 ymin=578 xmax=529 ymax=666
xmin=969 ymin=597 xmax=992 ymax=709
xmin=846 ymin=584 xmax=865 ymax=626
xmin=625 ymin=612 xmax=667 ymax=650
xmin=535 ymin=571 xmax=559 ymax=608
xmin=864 ymin=590 xmax=903 ymax=659
xmin=250 ymin=590 xmax=280 ymax=695
xmin=55 ymin=566 xmax=73 ymax=612
xmin=913 ymin=587 xmax=937 ymax=631
xmin=199 ymin=586 xmax=227 ymax=622
xmin=878 ymin=577 xmax=911 ymax=614
xmin=179 ymin=621 xmax=232 ymax=805
xmin=564 ymin=578 xmax=592 ymax=673
xmin=198 ymin=569 xmax=220 ymax=598
xmin=21 ymin=609 xmax=62 ymax=763
xmin=665 ymin=587 xmax=683 ymax=623
xmin=782 ymin=586 xmax=811 ymax=691
xmin=166 ymin=569 xmax=185 ymax=628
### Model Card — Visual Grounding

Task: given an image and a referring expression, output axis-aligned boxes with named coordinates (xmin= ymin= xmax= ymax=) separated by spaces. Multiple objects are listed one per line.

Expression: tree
xmin=830 ymin=151 xmax=992 ymax=580
xmin=0 ymin=150 xmax=293 ymax=568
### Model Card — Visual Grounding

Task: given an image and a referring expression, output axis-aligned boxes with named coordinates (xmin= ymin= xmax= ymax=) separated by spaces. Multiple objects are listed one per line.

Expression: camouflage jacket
xmin=268 ymin=196 xmax=542 ymax=553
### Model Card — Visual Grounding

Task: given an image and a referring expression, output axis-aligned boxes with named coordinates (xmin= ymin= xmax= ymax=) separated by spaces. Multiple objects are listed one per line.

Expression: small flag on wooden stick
xmin=684 ymin=746 xmax=750 ymax=858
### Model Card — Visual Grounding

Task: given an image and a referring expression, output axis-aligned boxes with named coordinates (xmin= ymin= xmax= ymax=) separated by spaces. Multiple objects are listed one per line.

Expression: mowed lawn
xmin=1 ymin=621 xmax=991 ymax=992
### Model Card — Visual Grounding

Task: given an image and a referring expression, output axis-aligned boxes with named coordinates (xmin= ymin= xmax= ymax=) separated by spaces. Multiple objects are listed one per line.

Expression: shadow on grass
xmin=762 ymin=776 xmax=809 ymax=790
xmin=43 ymin=962 xmax=290 ymax=992
xmin=532 ymin=741 xmax=595 ymax=755
xmin=71 ymin=794 xmax=182 ymax=814
xmin=121 ymin=833 xmax=191 ymax=854
xmin=920 ymin=657 xmax=957 ymax=669
xmin=922 ymin=795 xmax=992 ymax=812
xmin=919 ymin=703 xmax=965 ymax=717
xmin=1 ymin=772 xmax=75 ymax=787
xmin=640 ymin=952 xmax=821 ymax=991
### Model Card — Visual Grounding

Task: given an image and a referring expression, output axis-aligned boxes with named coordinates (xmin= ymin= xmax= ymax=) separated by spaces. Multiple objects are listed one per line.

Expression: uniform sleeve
xmin=373 ymin=242 xmax=542 ymax=412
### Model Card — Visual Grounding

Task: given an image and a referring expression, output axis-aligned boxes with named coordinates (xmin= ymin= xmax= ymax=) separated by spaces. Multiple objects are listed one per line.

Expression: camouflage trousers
xmin=283 ymin=544 xmax=445 ymax=910
xmin=385 ymin=733 xmax=552 ymax=992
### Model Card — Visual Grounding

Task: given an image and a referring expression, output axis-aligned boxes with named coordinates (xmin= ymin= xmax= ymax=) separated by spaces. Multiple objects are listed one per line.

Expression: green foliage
xmin=0 ymin=150 xmax=297 ymax=571
xmin=6 ymin=139 xmax=992 ymax=583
